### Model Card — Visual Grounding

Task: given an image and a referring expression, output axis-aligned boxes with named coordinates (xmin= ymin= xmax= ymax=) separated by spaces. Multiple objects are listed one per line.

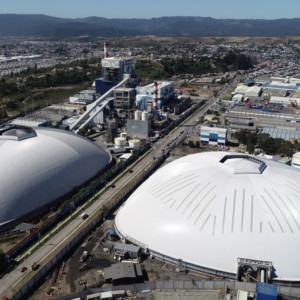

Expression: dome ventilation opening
xmin=220 ymin=154 xmax=267 ymax=175
xmin=0 ymin=126 xmax=37 ymax=141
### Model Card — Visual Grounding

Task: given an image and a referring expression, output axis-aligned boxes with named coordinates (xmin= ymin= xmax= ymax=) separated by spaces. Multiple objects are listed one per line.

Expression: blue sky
xmin=2 ymin=0 xmax=300 ymax=20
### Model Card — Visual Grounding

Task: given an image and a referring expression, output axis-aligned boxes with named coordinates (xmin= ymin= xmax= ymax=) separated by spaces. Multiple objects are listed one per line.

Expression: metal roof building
xmin=115 ymin=152 xmax=300 ymax=282
xmin=0 ymin=126 xmax=111 ymax=229
xmin=104 ymin=262 xmax=143 ymax=285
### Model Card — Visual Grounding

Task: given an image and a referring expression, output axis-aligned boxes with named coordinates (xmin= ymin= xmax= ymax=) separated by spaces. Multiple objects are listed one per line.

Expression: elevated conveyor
xmin=70 ymin=76 xmax=130 ymax=132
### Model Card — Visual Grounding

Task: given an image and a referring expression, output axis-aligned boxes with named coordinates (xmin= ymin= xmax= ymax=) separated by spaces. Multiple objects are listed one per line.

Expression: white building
xmin=232 ymin=93 xmax=244 ymax=102
xmin=233 ymin=85 xmax=262 ymax=98
xmin=135 ymin=81 xmax=174 ymax=110
xmin=200 ymin=126 xmax=227 ymax=146
xmin=115 ymin=152 xmax=300 ymax=281
xmin=269 ymin=96 xmax=299 ymax=107
xmin=69 ymin=89 xmax=96 ymax=105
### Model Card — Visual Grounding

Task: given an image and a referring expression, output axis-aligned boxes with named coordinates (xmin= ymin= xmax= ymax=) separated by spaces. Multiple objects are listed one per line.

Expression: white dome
xmin=115 ymin=151 xmax=300 ymax=281
xmin=0 ymin=126 xmax=111 ymax=227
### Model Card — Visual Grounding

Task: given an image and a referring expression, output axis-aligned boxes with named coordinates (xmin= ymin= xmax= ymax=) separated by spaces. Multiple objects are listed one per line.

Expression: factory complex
xmin=3 ymin=42 xmax=300 ymax=300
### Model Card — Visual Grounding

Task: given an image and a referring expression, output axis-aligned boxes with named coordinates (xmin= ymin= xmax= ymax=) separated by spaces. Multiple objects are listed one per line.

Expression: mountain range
xmin=0 ymin=14 xmax=300 ymax=37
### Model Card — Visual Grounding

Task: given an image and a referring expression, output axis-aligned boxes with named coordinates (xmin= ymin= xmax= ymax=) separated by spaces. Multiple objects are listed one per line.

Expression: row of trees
xmin=0 ymin=78 xmax=18 ymax=98
xmin=0 ymin=58 xmax=101 ymax=121
xmin=217 ymin=51 xmax=253 ymax=72
xmin=25 ymin=69 xmax=94 ymax=89
xmin=135 ymin=51 xmax=253 ymax=80
xmin=161 ymin=58 xmax=213 ymax=78
xmin=234 ymin=129 xmax=299 ymax=157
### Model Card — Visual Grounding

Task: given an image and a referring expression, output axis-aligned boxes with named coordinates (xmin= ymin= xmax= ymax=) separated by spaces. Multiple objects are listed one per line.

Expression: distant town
xmin=1 ymin=35 xmax=300 ymax=300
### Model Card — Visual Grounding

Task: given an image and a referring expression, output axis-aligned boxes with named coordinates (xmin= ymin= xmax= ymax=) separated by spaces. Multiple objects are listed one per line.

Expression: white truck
xmin=79 ymin=250 xmax=88 ymax=262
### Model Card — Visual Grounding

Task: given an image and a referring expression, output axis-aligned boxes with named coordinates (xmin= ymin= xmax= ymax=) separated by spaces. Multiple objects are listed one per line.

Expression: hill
xmin=0 ymin=14 xmax=300 ymax=37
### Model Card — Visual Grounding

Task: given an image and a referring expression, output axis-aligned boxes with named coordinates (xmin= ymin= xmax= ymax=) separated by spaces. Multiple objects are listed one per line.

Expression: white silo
xmin=114 ymin=137 xmax=127 ymax=149
xmin=141 ymin=111 xmax=149 ymax=121
xmin=128 ymin=139 xmax=140 ymax=150
xmin=134 ymin=110 xmax=142 ymax=120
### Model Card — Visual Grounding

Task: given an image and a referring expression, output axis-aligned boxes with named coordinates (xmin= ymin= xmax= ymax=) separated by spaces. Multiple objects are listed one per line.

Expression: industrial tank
xmin=141 ymin=111 xmax=149 ymax=121
xmin=134 ymin=110 xmax=142 ymax=121
xmin=128 ymin=139 xmax=140 ymax=150
xmin=114 ymin=137 xmax=127 ymax=149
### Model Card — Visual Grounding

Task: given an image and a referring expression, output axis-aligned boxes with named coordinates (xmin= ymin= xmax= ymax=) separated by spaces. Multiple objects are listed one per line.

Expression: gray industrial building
xmin=127 ymin=119 xmax=151 ymax=139
xmin=102 ymin=57 xmax=135 ymax=83
xmin=113 ymin=87 xmax=135 ymax=110
xmin=113 ymin=242 xmax=141 ymax=261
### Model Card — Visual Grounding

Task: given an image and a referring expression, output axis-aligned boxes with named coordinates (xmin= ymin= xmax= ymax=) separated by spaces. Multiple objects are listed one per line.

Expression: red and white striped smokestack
xmin=153 ymin=81 xmax=158 ymax=110
xmin=104 ymin=42 xmax=109 ymax=58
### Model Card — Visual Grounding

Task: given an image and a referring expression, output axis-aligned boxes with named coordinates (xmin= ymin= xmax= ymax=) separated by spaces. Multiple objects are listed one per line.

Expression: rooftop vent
xmin=220 ymin=154 xmax=267 ymax=175
xmin=0 ymin=126 xmax=36 ymax=141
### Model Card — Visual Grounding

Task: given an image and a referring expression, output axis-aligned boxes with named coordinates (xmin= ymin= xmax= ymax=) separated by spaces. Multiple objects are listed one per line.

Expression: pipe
xmin=104 ymin=42 xmax=109 ymax=58
xmin=153 ymin=81 xmax=158 ymax=110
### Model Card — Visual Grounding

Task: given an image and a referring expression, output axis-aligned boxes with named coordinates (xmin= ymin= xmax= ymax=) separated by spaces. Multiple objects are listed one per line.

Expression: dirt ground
xmin=27 ymin=214 xmax=213 ymax=300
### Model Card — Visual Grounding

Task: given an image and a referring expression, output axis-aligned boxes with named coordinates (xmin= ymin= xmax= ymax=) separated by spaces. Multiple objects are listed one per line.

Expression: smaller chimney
xmin=153 ymin=81 xmax=158 ymax=110
xmin=104 ymin=42 xmax=109 ymax=58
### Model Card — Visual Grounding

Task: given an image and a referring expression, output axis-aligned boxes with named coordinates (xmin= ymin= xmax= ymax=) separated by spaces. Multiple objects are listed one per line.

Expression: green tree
xmin=246 ymin=143 xmax=255 ymax=154
xmin=188 ymin=140 xmax=195 ymax=148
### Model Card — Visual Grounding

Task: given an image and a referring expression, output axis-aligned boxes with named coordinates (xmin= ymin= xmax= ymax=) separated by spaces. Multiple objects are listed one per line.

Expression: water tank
xmin=114 ymin=137 xmax=126 ymax=149
xmin=141 ymin=111 xmax=148 ymax=121
xmin=128 ymin=139 xmax=140 ymax=150
xmin=134 ymin=110 xmax=142 ymax=120
xmin=260 ymin=269 xmax=266 ymax=283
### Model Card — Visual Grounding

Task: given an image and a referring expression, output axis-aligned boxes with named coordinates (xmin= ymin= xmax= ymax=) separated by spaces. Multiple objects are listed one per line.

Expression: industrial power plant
xmin=3 ymin=38 xmax=300 ymax=300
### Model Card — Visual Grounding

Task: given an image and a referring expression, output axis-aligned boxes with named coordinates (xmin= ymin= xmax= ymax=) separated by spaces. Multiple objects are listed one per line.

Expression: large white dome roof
xmin=0 ymin=126 xmax=111 ymax=227
xmin=115 ymin=151 xmax=300 ymax=281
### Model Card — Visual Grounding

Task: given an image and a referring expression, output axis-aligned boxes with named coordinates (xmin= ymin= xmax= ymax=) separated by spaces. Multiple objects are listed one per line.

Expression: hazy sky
xmin=2 ymin=0 xmax=300 ymax=20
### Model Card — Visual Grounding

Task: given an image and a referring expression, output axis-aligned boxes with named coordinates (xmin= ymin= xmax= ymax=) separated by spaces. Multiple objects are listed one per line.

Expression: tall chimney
xmin=153 ymin=81 xmax=158 ymax=110
xmin=104 ymin=42 xmax=109 ymax=58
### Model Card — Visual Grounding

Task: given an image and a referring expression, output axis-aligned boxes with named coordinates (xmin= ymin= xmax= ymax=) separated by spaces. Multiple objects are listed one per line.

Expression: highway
xmin=0 ymin=97 xmax=214 ymax=299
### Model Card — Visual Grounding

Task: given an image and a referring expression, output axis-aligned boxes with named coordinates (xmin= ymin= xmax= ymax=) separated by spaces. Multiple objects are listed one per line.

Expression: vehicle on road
xmin=20 ymin=267 xmax=27 ymax=272
xmin=79 ymin=250 xmax=89 ymax=262
xmin=80 ymin=213 xmax=89 ymax=220
xmin=31 ymin=262 xmax=39 ymax=271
